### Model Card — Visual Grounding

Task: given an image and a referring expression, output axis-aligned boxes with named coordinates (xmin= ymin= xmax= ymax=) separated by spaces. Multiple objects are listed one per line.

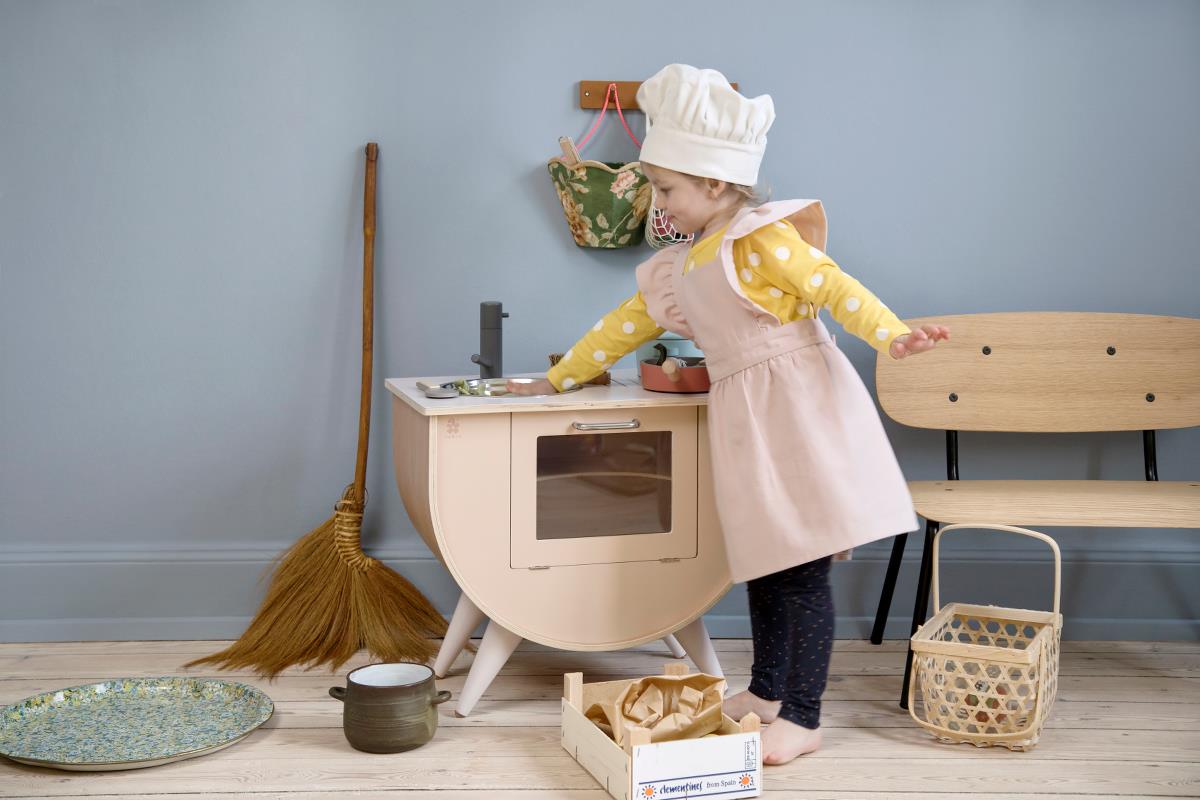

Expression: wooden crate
xmin=561 ymin=662 xmax=762 ymax=800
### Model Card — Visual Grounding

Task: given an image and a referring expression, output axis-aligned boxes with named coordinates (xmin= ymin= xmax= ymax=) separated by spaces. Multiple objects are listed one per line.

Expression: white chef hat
xmin=636 ymin=64 xmax=775 ymax=187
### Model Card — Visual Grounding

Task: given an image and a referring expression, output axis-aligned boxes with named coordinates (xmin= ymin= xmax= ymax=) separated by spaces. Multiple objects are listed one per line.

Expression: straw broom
xmin=188 ymin=143 xmax=447 ymax=676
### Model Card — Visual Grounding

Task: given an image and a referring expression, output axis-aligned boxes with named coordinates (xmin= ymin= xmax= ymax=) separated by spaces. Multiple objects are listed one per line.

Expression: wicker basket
xmin=546 ymin=84 xmax=651 ymax=250
xmin=908 ymin=523 xmax=1063 ymax=752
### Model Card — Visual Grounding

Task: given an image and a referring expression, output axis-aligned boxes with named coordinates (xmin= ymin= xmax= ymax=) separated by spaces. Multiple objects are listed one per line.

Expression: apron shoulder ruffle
xmin=726 ymin=199 xmax=829 ymax=252
xmin=635 ymin=244 xmax=694 ymax=340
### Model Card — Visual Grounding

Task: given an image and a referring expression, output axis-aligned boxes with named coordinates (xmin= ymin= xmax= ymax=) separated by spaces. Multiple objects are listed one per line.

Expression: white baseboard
xmin=2 ymin=538 xmax=1196 ymax=643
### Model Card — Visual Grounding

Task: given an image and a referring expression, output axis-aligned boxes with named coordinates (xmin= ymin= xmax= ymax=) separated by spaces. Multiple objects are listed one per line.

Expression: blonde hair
xmin=643 ymin=162 xmax=771 ymax=207
xmin=722 ymin=180 xmax=771 ymax=207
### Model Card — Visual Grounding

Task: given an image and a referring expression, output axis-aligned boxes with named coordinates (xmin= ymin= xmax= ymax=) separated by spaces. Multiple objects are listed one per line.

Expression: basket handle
xmin=576 ymin=82 xmax=642 ymax=151
xmin=931 ymin=523 xmax=1061 ymax=617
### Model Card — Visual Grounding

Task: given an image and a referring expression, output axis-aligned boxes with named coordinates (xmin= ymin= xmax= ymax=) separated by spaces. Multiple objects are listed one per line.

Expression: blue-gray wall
xmin=2 ymin=0 xmax=1197 ymax=642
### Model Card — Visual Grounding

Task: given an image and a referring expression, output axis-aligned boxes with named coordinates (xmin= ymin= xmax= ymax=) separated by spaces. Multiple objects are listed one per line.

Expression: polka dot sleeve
xmin=545 ymin=291 xmax=666 ymax=392
xmin=741 ymin=222 xmax=911 ymax=354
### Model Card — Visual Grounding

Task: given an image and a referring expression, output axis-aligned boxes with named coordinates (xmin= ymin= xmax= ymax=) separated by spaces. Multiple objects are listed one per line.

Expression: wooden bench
xmin=868 ymin=312 xmax=1200 ymax=708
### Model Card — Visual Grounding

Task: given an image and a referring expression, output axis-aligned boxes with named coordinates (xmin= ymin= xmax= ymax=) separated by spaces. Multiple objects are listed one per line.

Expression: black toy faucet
xmin=470 ymin=301 xmax=509 ymax=379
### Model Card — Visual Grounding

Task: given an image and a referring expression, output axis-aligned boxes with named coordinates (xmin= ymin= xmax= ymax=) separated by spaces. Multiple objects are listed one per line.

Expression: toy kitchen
xmin=386 ymin=302 xmax=732 ymax=717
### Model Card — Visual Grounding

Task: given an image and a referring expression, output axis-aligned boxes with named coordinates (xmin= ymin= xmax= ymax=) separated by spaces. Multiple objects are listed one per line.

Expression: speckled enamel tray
xmin=0 ymin=677 xmax=273 ymax=771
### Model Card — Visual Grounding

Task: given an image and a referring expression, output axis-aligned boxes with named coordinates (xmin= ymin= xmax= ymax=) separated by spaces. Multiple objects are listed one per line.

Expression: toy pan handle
xmin=932 ymin=523 xmax=1061 ymax=617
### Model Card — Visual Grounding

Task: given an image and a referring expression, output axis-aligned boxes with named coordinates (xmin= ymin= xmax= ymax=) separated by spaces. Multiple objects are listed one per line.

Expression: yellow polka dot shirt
xmin=546 ymin=219 xmax=911 ymax=392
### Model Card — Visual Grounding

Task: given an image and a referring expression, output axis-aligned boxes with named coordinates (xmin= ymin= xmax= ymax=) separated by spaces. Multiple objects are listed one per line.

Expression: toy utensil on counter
xmin=188 ymin=143 xmax=447 ymax=676
xmin=415 ymin=381 xmax=460 ymax=399
xmin=416 ymin=377 xmax=583 ymax=398
xmin=661 ymin=356 xmax=688 ymax=383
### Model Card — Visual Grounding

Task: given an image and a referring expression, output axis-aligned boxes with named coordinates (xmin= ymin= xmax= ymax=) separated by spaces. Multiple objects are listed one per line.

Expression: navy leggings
xmin=746 ymin=556 xmax=834 ymax=729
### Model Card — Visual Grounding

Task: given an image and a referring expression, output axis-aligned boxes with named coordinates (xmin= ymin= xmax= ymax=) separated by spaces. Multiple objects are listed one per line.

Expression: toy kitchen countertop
xmin=385 ymin=368 xmax=729 ymax=717
xmin=386 ymin=368 xmax=709 ymax=416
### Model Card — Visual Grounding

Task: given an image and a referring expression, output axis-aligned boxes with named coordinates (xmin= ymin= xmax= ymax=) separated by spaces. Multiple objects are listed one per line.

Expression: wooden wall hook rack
xmin=579 ymin=80 xmax=739 ymax=111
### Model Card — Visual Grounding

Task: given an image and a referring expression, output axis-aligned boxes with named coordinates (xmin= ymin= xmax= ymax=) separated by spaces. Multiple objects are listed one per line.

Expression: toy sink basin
xmin=419 ymin=377 xmax=584 ymax=399
xmin=639 ymin=357 xmax=711 ymax=393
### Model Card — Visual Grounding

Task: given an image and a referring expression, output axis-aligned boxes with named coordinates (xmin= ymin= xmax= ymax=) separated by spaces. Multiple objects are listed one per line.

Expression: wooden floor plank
xmin=0 ymin=794 xmax=1167 ymax=800
xmin=0 ymin=755 xmax=600 ymax=796
xmin=7 ymin=676 xmax=1200 ymax=714
xmin=142 ymin=725 xmax=1200 ymax=764
xmin=252 ymin=698 xmax=1200 ymax=732
xmin=3 ymin=649 xmax=1196 ymax=680
xmin=0 ymin=794 xmax=1162 ymax=800
xmin=758 ymin=760 xmax=1199 ymax=796
xmin=5 ymin=673 xmax=1192 ymax=706
xmin=86 ymin=695 xmax=1177 ymax=733
xmin=3 ymin=756 xmax=1196 ymax=797
xmin=2 ymin=794 xmax=612 ymax=800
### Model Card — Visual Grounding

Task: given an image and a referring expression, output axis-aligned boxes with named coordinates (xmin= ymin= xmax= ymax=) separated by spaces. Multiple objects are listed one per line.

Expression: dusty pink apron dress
xmin=637 ymin=200 xmax=917 ymax=583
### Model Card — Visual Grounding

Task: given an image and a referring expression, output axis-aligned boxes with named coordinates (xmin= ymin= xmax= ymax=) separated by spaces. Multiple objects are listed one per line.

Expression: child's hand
xmin=889 ymin=324 xmax=950 ymax=359
xmin=505 ymin=377 xmax=558 ymax=396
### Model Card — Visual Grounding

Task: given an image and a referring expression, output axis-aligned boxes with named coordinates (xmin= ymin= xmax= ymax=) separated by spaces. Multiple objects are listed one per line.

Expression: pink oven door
xmin=510 ymin=406 xmax=699 ymax=569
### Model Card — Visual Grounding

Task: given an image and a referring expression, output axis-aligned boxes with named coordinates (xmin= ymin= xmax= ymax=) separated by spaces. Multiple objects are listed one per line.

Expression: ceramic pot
xmin=329 ymin=663 xmax=451 ymax=753
xmin=639 ymin=356 xmax=711 ymax=393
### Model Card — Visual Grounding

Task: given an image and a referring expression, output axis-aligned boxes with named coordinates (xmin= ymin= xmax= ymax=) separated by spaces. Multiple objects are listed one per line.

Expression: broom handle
xmin=353 ymin=142 xmax=378 ymax=502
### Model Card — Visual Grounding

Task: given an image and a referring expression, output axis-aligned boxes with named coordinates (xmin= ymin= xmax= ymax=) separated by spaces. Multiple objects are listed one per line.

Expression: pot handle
xmin=432 ymin=690 xmax=452 ymax=706
xmin=329 ymin=686 xmax=347 ymax=702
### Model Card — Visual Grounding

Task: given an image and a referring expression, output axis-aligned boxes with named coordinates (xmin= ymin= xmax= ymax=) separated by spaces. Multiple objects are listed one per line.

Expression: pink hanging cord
xmin=577 ymin=82 xmax=642 ymax=151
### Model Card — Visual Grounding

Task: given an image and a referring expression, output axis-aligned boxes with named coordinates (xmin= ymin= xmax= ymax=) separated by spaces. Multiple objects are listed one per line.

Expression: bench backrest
xmin=875 ymin=313 xmax=1200 ymax=432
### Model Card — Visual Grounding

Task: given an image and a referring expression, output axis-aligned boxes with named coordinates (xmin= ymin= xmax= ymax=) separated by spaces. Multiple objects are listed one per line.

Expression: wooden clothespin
xmin=558 ymin=136 xmax=582 ymax=166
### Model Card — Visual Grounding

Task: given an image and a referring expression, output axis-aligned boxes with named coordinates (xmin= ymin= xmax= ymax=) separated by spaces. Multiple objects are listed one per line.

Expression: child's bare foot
xmin=761 ymin=718 xmax=822 ymax=766
xmin=722 ymin=690 xmax=781 ymax=723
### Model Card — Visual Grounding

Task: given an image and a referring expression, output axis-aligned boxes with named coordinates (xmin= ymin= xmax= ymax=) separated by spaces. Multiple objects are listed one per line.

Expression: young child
xmin=510 ymin=64 xmax=949 ymax=765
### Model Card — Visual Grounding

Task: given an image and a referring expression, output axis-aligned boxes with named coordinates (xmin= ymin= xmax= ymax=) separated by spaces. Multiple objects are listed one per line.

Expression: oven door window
xmin=509 ymin=407 xmax=699 ymax=569
xmin=535 ymin=431 xmax=672 ymax=540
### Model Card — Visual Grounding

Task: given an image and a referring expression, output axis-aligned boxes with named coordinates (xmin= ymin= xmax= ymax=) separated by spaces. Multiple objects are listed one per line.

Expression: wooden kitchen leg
xmin=673 ymin=616 xmax=723 ymax=678
xmin=455 ymin=618 xmax=522 ymax=717
xmin=662 ymin=634 xmax=687 ymax=659
xmin=433 ymin=591 xmax=487 ymax=679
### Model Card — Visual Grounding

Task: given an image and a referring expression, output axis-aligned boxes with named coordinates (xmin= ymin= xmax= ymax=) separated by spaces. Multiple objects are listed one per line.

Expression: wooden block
xmin=622 ymin=723 xmax=651 ymax=756
xmin=565 ymin=672 xmax=583 ymax=710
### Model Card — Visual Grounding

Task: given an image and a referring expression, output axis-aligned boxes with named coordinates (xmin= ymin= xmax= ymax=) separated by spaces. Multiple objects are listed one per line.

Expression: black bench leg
xmin=869 ymin=532 xmax=909 ymax=644
xmin=900 ymin=519 xmax=939 ymax=710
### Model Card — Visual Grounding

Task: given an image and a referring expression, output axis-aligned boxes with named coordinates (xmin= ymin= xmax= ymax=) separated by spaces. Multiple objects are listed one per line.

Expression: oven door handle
xmin=571 ymin=419 xmax=642 ymax=431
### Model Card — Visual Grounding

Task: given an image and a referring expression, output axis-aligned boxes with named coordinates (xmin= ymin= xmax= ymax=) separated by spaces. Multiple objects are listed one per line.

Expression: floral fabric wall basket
xmin=548 ymin=136 xmax=650 ymax=249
